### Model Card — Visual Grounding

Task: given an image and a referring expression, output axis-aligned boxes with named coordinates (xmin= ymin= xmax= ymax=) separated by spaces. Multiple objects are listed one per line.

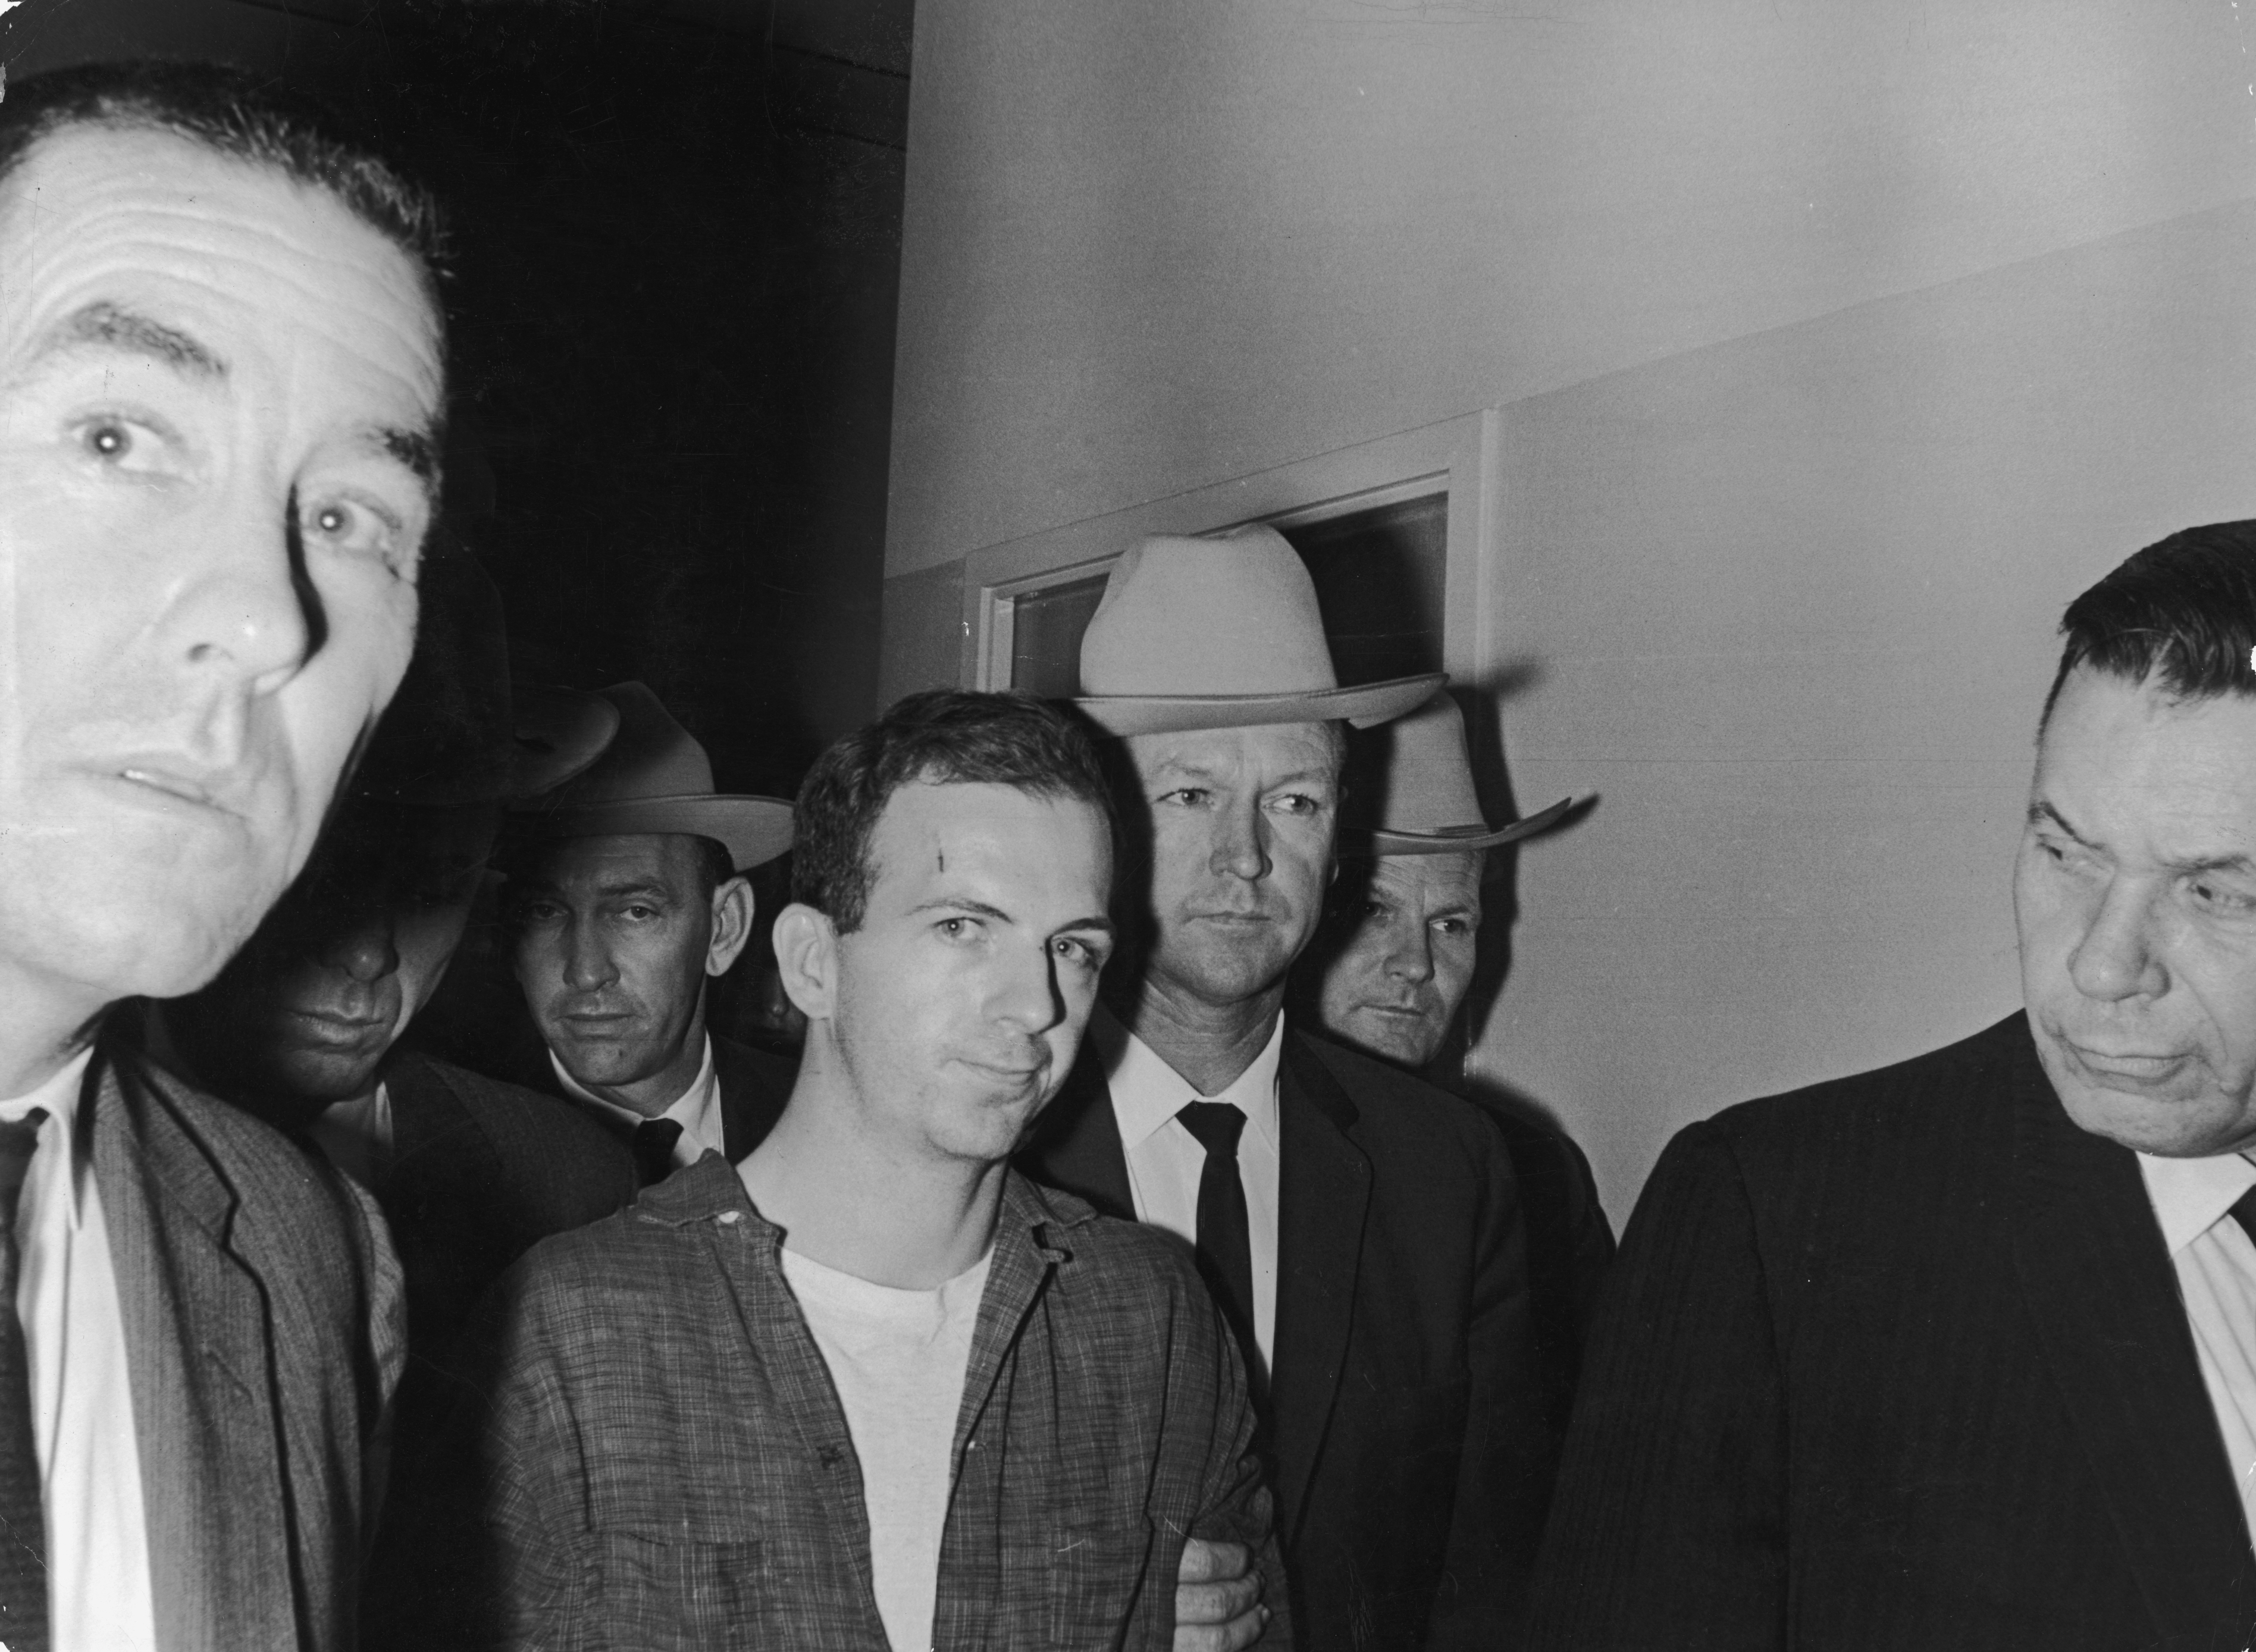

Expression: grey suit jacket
xmin=93 ymin=1040 xmax=407 ymax=1652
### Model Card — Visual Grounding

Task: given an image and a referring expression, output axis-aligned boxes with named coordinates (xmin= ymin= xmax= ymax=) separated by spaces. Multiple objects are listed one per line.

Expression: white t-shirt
xmin=779 ymin=1245 xmax=992 ymax=1652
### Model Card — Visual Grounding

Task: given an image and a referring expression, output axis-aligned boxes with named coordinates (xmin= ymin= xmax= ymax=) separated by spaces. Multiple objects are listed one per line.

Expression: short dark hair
xmin=792 ymin=690 xmax=1112 ymax=933
xmin=2042 ymin=521 xmax=2256 ymax=729
xmin=688 ymin=835 xmax=738 ymax=902
xmin=0 ymin=60 xmax=446 ymax=298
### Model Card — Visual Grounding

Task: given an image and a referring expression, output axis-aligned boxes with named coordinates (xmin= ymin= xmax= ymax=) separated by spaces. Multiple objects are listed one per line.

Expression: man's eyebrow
xmin=2028 ymin=799 xmax=2091 ymax=845
xmin=594 ymin=878 xmax=672 ymax=899
xmin=39 ymin=301 xmax=226 ymax=380
xmin=1058 ymin=913 xmax=1117 ymax=941
xmin=378 ymin=426 xmax=440 ymax=485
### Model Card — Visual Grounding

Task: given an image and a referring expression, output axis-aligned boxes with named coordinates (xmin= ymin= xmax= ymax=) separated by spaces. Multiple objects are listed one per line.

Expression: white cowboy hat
xmin=1073 ymin=525 xmax=1445 ymax=735
xmin=511 ymin=681 xmax=794 ymax=871
xmin=1345 ymin=693 xmax=1577 ymax=857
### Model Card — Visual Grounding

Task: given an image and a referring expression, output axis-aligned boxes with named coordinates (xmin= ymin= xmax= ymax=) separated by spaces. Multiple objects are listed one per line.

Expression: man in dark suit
xmin=0 ymin=61 xmax=446 ymax=1649
xmin=1021 ymin=528 xmax=1555 ymax=1650
xmin=502 ymin=682 xmax=798 ymax=1181
xmin=1528 ymin=521 xmax=2256 ymax=1651
xmin=152 ymin=550 xmax=635 ymax=1385
xmin=1296 ymin=692 xmax=1609 ymax=1453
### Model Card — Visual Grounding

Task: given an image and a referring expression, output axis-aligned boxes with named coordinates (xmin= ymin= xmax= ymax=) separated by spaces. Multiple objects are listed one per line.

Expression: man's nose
xmin=158 ymin=499 xmax=318 ymax=698
xmin=562 ymin=921 xmax=617 ymax=991
xmin=992 ymin=941 xmax=1065 ymax=1036
xmin=320 ymin=917 xmax=399 ymax=985
xmin=2067 ymin=876 xmax=2170 ymax=1003
xmin=1210 ymin=798 xmax=1271 ymax=882
xmin=1384 ymin=924 xmax=1436 ymax=986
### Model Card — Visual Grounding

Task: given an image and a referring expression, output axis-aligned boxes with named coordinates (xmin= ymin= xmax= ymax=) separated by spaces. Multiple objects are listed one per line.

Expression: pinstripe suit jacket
xmin=391 ymin=1159 xmax=1290 ymax=1650
xmin=1527 ymin=1012 xmax=2256 ymax=1652
xmin=93 ymin=1039 xmax=406 ymax=1652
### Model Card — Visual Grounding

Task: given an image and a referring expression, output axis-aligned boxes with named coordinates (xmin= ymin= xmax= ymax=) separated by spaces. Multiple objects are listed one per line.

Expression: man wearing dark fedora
xmin=150 ymin=551 xmax=637 ymax=1396
xmin=503 ymin=682 xmax=798 ymax=1184
xmin=1020 ymin=526 xmax=1557 ymax=1650
xmin=1296 ymin=692 xmax=1612 ymax=1469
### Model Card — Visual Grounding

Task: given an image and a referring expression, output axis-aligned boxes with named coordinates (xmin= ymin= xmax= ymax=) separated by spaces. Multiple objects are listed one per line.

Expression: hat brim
xmin=521 ymin=794 xmax=795 ymax=870
xmin=505 ymin=688 xmax=622 ymax=802
xmin=1356 ymin=794 xmax=1582 ymax=855
xmin=1075 ymin=672 xmax=1445 ymax=736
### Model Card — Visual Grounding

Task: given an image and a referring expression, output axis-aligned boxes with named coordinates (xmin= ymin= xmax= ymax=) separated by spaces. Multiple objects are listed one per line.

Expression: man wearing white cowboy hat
xmin=1298 ymin=692 xmax=1612 ymax=1482
xmin=1020 ymin=525 xmax=1559 ymax=1650
xmin=504 ymin=682 xmax=798 ymax=1186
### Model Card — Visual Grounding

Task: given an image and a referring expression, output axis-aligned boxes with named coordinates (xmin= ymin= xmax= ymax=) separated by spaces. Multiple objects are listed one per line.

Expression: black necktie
xmin=1176 ymin=1102 xmax=1259 ymax=1382
xmin=632 ymin=1118 xmax=684 ymax=1188
xmin=0 ymin=1112 xmax=49 ymax=1652
xmin=2230 ymin=1186 xmax=2256 ymax=1248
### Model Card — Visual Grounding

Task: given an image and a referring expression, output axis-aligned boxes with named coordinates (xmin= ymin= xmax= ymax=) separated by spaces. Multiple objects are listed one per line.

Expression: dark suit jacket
xmin=1020 ymin=1025 xmax=1553 ymax=1651
xmin=384 ymin=1162 xmax=1290 ymax=1651
xmin=377 ymin=1051 xmax=635 ymax=1388
xmin=1469 ymin=1102 xmax=1615 ymax=1445
xmin=1526 ymin=1012 xmax=2256 ymax=1652
xmin=92 ymin=1039 xmax=405 ymax=1652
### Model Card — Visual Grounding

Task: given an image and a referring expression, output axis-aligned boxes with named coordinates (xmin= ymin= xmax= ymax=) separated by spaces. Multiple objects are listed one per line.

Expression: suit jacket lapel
xmin=1017 ymin=1044 xmax=1136 ymax=1220
xmin=93 ymin=1051 xmax=297 ymax=1652
xmin=2006 ymin=1027 xmax=2256 ymax=1641
xmin=1268 ymin=1033 xmax=1371 ymax=1550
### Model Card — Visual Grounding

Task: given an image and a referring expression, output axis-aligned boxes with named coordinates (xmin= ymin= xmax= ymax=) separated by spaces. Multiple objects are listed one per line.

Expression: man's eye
xmin=2189 ymin=877 xmax=2256 ymax=914
xmin=937 ymin=916 xmax=983 ymax=941
xmin=1434 ymin=917 xmax=1474 ymax=938
xmin=73 ymin=415 xmax=177 ymax=477
xmin=1271 ymin=792 xmax=1324 ymax=816
xmin=1158 ymin=787 xmax=1208 ymax=807
xmin=300 ymin=494 xmax=403 ymax=562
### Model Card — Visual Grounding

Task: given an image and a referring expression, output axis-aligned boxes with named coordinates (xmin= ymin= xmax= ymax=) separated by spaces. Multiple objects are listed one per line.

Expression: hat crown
xmin=1078 ymin=526 xmax=1342 ymax=700
xmin=551 ymin=682 xmax=717 ymax=807
xmin=1351 ymin=695 xmax=1487 ymax=836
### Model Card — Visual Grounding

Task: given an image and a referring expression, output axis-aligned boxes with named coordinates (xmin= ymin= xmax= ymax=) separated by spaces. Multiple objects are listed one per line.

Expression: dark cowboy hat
xmin=512 ymin=682 xmax=794 ymax=872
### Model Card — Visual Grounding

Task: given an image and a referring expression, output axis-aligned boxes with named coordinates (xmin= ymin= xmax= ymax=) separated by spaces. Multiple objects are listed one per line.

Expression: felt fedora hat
xmin=1345 ymin=694 xmax=1575 ymax=856
xmin=1073 ymin=525 xmax=1446 ymax=736
xmin=512 ymin=681 xmax=795 ymax=871
xmin=355 ymin=545 xmax=619 ymax=808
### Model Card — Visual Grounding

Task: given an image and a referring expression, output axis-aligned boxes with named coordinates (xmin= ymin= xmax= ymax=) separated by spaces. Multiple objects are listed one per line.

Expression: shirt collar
xmin=0 ymin=1046 xmax=97 ymax=1227
xmin=2137 ymin=1148 xmax=2256 ymax=1256
xmin=1090 ymin=1004 xmax=1284 ymax=1155
xmin=554 ymin=1034 xmax=718 ymax=1140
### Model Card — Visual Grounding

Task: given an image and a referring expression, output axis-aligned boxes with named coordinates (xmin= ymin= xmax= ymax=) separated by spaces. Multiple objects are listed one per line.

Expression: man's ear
xmin=705 ymin=874 xmax=754 ymax=976
xmin=772 ymin=902 xmax=838 ymax=1021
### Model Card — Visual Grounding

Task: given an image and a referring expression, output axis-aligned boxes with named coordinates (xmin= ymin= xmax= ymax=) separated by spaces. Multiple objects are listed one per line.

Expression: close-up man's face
xmin=512 ymin=832 xmax=728 ymax=1093
xmin=0 ymin=126 xmax=442 ymax=1006
xmin=173 ymin=801 xmax=498 ymax=1122
xmin=1314 ymin=849 xmax=1484 ymax=1070
xmin=2016 ymin=665 xmax=2256 ymax=1156
xmin=823 ymin=780 xmax=1114 ymax=1165
xmin=1122 ymin=721 xmax=1339 ymax=1014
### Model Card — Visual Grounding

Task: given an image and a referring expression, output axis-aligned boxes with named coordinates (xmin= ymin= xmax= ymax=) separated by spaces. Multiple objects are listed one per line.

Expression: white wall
xmin=883 ymin=0 xmax=2256 ymax=1221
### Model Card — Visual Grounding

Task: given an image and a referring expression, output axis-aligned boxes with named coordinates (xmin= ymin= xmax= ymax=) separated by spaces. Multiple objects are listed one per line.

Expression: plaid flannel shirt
xmin=434 ymin=1155 xmax=1289 ymax=1651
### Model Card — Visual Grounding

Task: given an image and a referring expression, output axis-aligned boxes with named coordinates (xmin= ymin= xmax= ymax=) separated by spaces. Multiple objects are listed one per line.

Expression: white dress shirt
xmin=1089 ymin=1005 xmax=1282 ymax=1379
xmin=4 ymin=1047 xmax=159 ymax=1651
xmin=554 ymin=1034 xmax=723 ymax=1168
xmin=2139 ymin=1148 xmax=2256 ymax=1550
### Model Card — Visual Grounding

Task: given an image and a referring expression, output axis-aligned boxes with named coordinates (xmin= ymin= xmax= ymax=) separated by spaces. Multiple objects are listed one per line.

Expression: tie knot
xmin=1177 ymin=1101 xmax=1246 ymax=1161
xmin=633 ymin=1117 xmax=685 ymax=1186
xmin=0 ymin=1112 xmax=45 ymax=1201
